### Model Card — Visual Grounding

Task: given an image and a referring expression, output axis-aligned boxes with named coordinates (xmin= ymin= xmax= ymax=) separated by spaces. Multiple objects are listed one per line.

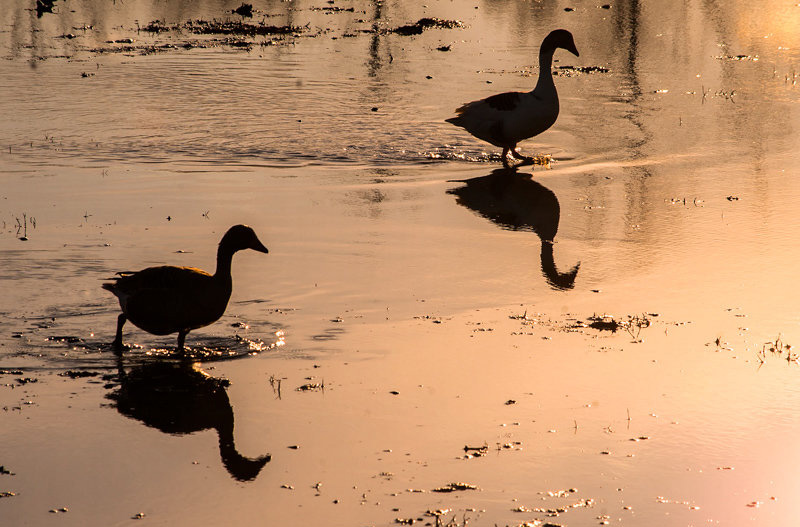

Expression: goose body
xmin=446 ymin=29 xmax=579 ymax=165
xmin=103 ymin=225 xmax=269 ymax=352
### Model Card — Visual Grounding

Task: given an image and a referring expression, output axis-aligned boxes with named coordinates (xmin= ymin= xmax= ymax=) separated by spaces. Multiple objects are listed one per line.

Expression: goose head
xmin=543 ymin=29 xmax=579 ymax=57
xmin=220 ymin=224 xmax=269 ymax=254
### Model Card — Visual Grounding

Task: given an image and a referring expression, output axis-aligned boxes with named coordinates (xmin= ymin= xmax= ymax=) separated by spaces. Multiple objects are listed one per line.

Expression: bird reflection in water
xmin=106 ymin=360 xmax=270 ymax=482
xmin=448 ymin=168 xmax=580 ymax=290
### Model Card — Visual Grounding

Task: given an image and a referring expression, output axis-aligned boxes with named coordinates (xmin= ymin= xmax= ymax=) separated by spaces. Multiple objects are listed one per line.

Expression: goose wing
xmin=447 ymin=92 xmax=526 ymax=148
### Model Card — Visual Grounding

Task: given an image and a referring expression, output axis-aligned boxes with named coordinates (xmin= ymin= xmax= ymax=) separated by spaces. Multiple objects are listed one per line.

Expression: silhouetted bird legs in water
xmin=112 ymin=314 xmax=126 ymax=352
xmin=177 ymin=330 xmax=188 ymax=353
xmin=112 ymin=314 xmax=189 ymax=354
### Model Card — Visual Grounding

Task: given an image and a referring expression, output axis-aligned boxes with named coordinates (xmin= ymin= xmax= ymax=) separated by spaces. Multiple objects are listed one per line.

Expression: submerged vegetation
xmin=142 ymin=19 xmax=306 ymax=37
xmin=391 ymin=17 xmax=465 ymax=36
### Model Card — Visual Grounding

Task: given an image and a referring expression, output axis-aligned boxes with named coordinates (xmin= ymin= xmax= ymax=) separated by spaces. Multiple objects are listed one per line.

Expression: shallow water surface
xmin=2 ymin=0 xmax=800 ymax=526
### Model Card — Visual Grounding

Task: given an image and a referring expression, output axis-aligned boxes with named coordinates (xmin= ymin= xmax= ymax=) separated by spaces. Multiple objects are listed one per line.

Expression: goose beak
xmin=252 ymin=239 xmax=269 ymax=254
xmin=568 ymin=42 xmax=580 ymax=57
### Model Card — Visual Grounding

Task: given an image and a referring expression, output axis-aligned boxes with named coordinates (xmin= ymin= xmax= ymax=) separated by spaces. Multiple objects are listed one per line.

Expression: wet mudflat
xmin=2 ymin=0 xmax=800 ymax=526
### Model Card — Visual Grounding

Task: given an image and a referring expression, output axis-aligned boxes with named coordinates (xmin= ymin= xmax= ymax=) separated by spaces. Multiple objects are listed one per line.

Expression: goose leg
xmin=177 ymin=330 xmax=188 ymax=354
xmin=501 ymin=147 xmax=511 ymax=167
xmin=111 ymin=313 xmax=126 ymax=353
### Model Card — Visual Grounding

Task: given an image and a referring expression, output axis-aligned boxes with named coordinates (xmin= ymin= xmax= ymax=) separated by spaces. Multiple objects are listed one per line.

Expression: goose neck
xmin=534 ymin=48 xmax=556 ymax=93
xmin=214 ymin=244 xmax=235 ymax=281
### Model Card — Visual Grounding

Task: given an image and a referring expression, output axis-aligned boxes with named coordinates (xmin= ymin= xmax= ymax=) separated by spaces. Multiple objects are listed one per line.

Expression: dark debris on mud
xmin=58 ymin=370 xmax=102 ymax=379
xmin=391 ymin=18 xmax=465 ymax=36
xmin=554 ymin=65 xmax=610 ymax=76
xmin=232 ymin=3 xmax=254 ymax=18
xmin=571 ymin=314 xmax=652 ymax=341
xmin=143 ymin=19 xmax=306 ymax=37
xmin=296 ymin=380 xmax=324 ymax=392
xmin=432 ymin=482 xmax=478 ymax=493
xmin=79 ymin=18 xmax=312 ymax=55
xmin=754 ymin=336 xmax=797 ymax=366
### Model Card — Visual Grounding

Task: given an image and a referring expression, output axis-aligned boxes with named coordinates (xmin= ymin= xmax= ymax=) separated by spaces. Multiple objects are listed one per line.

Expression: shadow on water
xmin=105 ymin=359 xmax=271 ymax=482
xmin=447 ymin=167 xmax=580 ymax=290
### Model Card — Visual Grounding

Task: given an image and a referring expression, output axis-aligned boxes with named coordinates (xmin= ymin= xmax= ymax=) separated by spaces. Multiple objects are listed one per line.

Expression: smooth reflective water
xmin=2 ymin=1 xmax=800 ymax=526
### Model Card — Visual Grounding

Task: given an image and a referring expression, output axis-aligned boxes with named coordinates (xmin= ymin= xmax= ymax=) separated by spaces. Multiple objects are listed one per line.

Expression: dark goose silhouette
xmin=103 ymin=225 xmax=269 ymax=353
xmin=448 ymin=168 xmax=580 ymax=290
xmin=107 ymin=360 xmax=271 ymax=482
xmin=446 ymin=29 xmax=579 ymax=166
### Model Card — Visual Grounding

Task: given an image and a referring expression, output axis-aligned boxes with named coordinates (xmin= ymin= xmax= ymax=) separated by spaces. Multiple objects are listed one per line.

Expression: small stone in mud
xmin=287 ymin=445 xmax=299 ymax=449
xmin=81 ymin=72 xmax=95 ymax=78
xmin=132 ymin=512 xmax=146 ymax=519
xmin=602 ymin=4 xmax=612 ymax=8
xmin=505 ymin=399 xmax=516 ymax=405
xmin=1 ymin=491 xmax=16 ymax=498
xmin=15 ymin=378 xmax=37 ymax=385
xmin=564 ymin=7 xmax=574 ymax=11
xmin=371 ymin=107 xmax=379 ymax=112
xmin=437 ymin=45 xmax=451 ymax=51
xmin=58 ymin=371 xmax=97 ymax=379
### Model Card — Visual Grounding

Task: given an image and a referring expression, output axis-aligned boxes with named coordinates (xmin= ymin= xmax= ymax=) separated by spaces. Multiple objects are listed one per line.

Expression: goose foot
xmin=111 ymin=313 xmax=127 ymax=354
xmin=511 ymin=149 xmax=536 ymax=165
xmin=110 ymin=339 xmax=127 ymax=355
